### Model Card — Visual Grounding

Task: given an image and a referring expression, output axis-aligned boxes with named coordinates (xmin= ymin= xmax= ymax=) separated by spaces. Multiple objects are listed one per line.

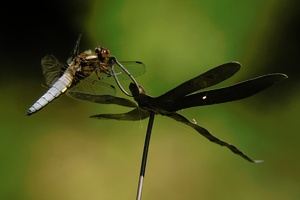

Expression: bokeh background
xmin=1 ymin=0 xmax=299 ymax=199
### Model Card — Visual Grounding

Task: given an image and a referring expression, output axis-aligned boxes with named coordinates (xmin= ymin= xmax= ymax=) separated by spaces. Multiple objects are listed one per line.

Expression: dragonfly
xmin=86 ymin=62 xmax=287 ymax=162
xmin=26 ymin=35 xmax=146 ymax=115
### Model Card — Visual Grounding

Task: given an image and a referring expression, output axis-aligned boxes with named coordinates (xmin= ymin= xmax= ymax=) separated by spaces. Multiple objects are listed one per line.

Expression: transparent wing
xmin=100 ymin=61 xmax=146 ymax=81
xmin=67 ymin=72 xmax=117 ymax=101
xmin=41 ymin=55 xmax=67 ymax=87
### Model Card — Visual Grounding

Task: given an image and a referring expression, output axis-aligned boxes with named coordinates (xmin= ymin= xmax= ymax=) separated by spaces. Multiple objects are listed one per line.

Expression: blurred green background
xmin=1 ymin=0 xmax=299 ymax=199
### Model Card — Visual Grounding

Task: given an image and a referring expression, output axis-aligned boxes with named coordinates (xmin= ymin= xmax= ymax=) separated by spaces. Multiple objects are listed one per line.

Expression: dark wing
xmin=172 ymin=73 xmax=288 ymax=110
xmin=67 ymin=93 xmax=138 ymax=107
xmin=167 ymin=112 xmax=263 ymax=163
xmin=158 ymin=62 xmax=241 ymax=101
xmin=101 ymin=61 xmax=146 ymax=81
xmin=90 ymin=108 xmax=150 ymax=121
xmin=41 ymin=55 xmax=67 ymax=87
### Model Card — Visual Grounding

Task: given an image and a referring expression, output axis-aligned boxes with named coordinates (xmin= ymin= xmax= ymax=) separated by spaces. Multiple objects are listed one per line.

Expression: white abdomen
xmin=26 ymin=71 xmax=74 ymax=115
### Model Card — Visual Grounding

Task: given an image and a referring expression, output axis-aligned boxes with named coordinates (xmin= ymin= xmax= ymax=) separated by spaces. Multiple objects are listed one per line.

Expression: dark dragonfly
xmin=87 ymin=62 xmax=287 ymax=162
xmin=26 ymin=35 xmax=146 ymax=115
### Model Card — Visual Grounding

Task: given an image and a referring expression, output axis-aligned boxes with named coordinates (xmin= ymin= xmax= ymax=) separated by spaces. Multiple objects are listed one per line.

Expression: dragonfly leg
xmin=110 ymin=56 xmax=141 ymax=93
xmin=95 ymin=68 xmax=104 ymax=80
xmin=110 ymin=64 xmax=133 ymax=97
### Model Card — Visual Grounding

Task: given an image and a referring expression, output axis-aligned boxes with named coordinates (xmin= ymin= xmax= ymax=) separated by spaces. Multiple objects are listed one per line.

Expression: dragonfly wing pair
xmin=91 ymin=62 xmax=287 ymax=162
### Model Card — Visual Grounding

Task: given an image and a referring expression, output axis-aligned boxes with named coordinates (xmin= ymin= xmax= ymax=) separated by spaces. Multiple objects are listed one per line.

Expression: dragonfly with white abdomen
xmin=26 ymin=35 xmax=146 ymax=115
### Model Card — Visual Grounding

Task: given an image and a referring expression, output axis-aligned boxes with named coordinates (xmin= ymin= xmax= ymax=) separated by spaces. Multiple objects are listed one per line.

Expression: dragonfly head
xmin=95 ymin=47 xmax=111 ymax=62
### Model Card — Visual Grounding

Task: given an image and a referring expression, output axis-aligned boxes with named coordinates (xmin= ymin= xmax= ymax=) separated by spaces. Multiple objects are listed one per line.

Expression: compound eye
xmin=103 ymin=48 xmax=110 ymax=54
xmin=101 ymin=48 xmax=110 ymax=58
xmin=94 ymin=47 xmax=99 ymax=54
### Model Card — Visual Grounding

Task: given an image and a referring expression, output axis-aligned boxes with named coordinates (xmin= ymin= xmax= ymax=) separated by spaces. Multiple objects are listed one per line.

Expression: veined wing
xmin=42 ymin=55 xmax=67 ymax=87
xmin=67 ymin=61 xmax=145 ymax=102
xmin=66 ymin=72 xmax=117 ymax=101
xmin=101 ymin=61 xmax=146 ymax=81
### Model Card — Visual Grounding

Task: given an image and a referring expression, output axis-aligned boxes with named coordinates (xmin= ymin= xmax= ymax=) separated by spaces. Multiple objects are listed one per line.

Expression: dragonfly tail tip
xmin=25 ymin=110 xmax=33 ymax=116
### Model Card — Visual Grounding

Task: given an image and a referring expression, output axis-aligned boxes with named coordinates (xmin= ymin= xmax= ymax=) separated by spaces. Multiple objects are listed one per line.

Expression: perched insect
xmin=26 ymin=35 xmax=146 ymax=115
